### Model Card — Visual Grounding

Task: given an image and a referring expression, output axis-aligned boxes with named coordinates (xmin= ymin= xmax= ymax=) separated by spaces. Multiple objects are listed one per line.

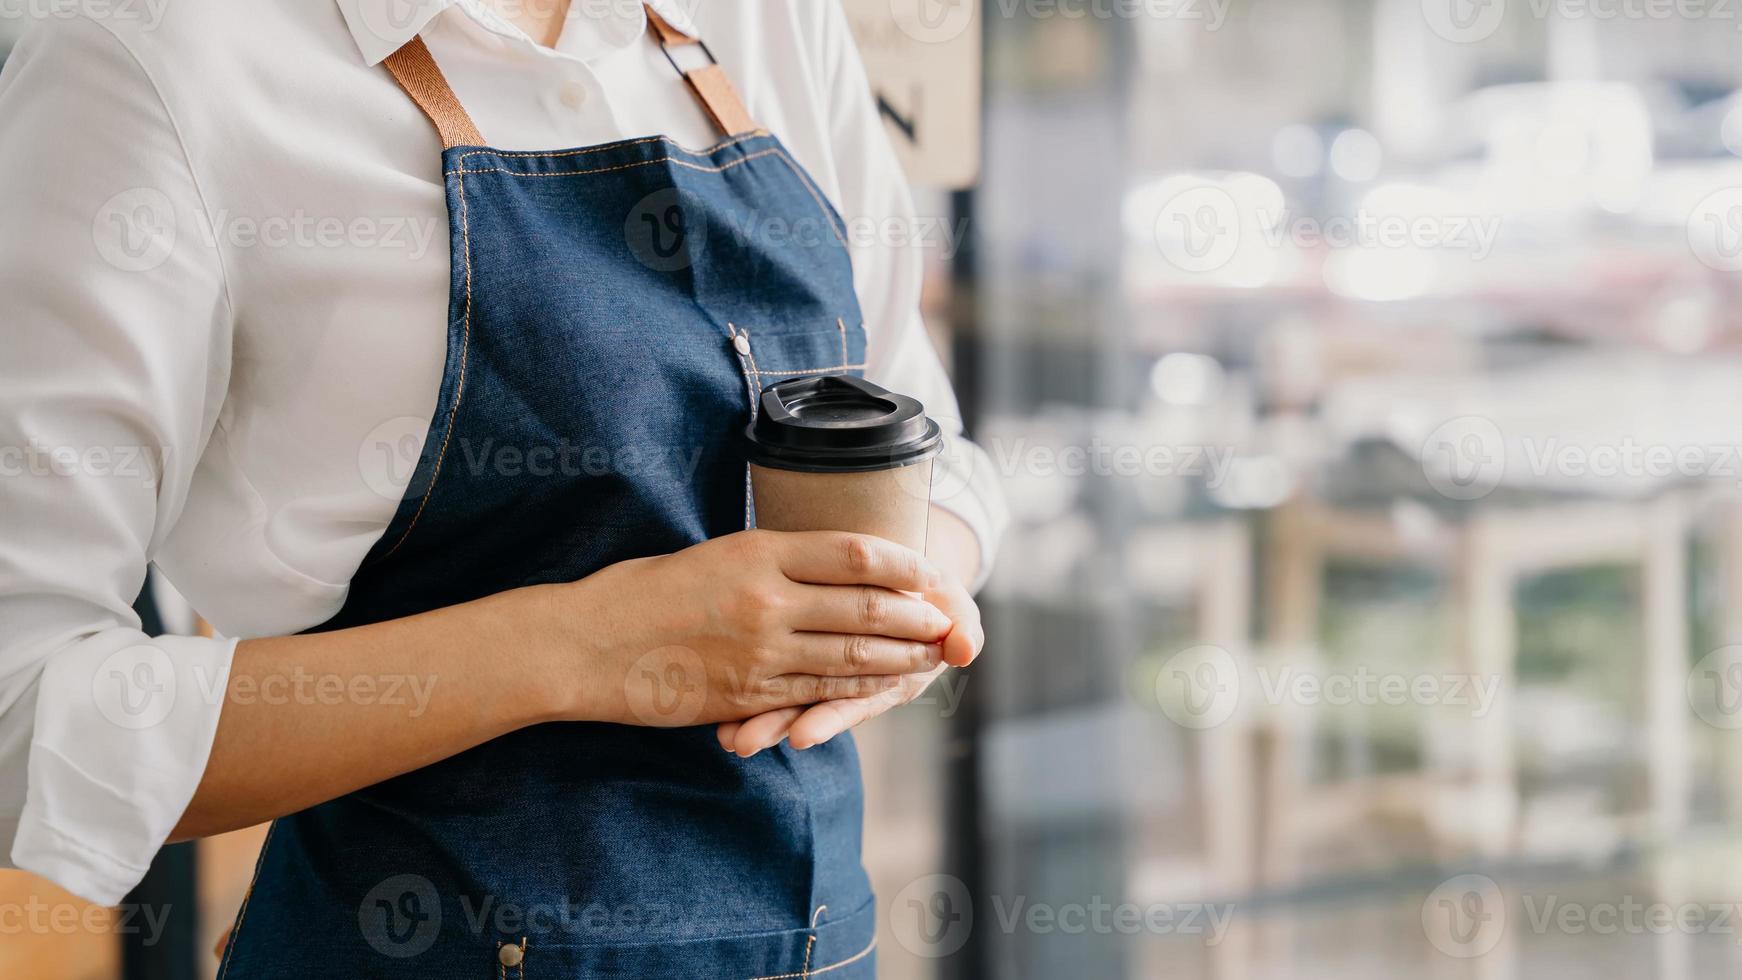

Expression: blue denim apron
xmin=217 ymin=14 xmax=877 ymax=978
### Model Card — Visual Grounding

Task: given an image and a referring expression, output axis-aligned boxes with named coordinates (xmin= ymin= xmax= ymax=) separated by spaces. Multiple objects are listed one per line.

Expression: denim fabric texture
xmin=216 ymin=131 xmax=877 ymax=978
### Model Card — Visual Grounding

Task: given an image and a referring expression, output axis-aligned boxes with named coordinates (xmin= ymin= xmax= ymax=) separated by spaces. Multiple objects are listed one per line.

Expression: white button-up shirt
xmin=0 ymin=0 xmax=1005 ymax=904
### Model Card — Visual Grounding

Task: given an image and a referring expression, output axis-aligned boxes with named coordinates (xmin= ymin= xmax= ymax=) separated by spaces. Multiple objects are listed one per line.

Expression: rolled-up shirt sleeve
xmin=815 ymin=3 xmax=1008 ymax=587
xmin=0 ymin=17 xmax=236 ymax=904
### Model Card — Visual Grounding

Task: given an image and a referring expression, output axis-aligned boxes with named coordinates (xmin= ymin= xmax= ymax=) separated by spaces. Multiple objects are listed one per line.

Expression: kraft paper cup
xmin=744 ymin=375 xmax=943 ymax=554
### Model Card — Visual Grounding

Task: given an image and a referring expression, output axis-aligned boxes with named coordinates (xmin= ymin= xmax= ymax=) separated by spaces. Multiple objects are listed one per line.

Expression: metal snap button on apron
xmin=498 ymin=943 xmax=524 ymax=968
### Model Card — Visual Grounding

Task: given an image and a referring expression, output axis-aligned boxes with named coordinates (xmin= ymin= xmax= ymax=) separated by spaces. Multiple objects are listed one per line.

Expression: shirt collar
xmin=337 ymin=0 xmax=699 ymax=67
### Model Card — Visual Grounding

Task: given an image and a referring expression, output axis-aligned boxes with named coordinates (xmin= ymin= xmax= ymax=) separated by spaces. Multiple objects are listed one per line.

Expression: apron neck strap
xmin=381 ymin=3 xmax=760 ymax=151
xmin=382 ymin=36 xmax=485 ymax=150
xmin=643 ymin=5 xmax=761 ymax=137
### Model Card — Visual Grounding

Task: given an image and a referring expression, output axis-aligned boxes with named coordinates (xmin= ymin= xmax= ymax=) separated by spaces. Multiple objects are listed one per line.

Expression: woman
xmin=0 ymin=0 xmax=1005 ymax=975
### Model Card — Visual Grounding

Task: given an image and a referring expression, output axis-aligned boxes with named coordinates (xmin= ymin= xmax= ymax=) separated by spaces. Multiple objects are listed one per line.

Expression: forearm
xmin=173 ymin=528 xmax=952 ymax=840
xmin=171 ymin=584 xmax=573 ymax=840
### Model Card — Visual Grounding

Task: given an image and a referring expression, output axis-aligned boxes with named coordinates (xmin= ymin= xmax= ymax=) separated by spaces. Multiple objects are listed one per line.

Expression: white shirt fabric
xmin=0 ymin=0 xmax=1006 ymax=905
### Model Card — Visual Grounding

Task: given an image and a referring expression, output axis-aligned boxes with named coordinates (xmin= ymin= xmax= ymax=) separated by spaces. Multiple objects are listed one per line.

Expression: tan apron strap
xmin=643 ymin=4 xmax=692 ymax=45
xmin=382 ymin=36 xmax=485 ymax=150
xmin=643 ymin=5 xmax=761 ymax=137
xmin=382 ymin=7 xmax=756 ymax=148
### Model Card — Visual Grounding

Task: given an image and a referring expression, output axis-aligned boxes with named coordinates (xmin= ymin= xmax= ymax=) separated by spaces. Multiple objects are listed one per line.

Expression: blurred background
xmin=14 ymin=0 xmax=1742 ymax=977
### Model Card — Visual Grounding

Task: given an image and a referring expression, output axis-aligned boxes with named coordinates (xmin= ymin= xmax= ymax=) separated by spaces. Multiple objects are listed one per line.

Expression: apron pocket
xmin=731 ymin=321 xmax=866 ymax=387
xmin=481 ymin=897 xmax=876 ymax=980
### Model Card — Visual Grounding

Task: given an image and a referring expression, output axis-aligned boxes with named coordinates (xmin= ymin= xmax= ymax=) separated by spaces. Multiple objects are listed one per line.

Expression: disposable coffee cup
xmin=744 ymin=375 xmax=943 ymax=553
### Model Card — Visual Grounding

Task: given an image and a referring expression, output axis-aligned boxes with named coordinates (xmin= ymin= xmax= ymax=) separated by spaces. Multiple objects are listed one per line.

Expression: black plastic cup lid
xmin=744 ymin=375 xmax=943 ymax=473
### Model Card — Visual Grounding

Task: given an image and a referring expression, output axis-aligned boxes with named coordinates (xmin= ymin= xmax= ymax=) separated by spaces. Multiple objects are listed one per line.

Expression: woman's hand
xmin=562 ymin=529 xmax=956 ymax=728
xmin=175 ymin=528 xmax=952 ymax=841
xmin=714 ymin=565 xmax=982 ymax=754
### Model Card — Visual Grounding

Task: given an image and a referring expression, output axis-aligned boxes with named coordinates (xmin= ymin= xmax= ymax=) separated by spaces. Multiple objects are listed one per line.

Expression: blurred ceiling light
xmin=1208 ymin=455 xmax=1295 ymax=510
xmin=1125 ymin=171 xmax=1286 ymax=288
xmin=1329 ymin=128 xmax=1383 ymax=183
xmin=1360 ymin=180 xmax=1464 ymax=219
xmin=1323 ymin=246 xmax=1439 ymax=302
xmin=1150 ymin=353 xmax=1225 ymax=407
xmin=1272 ymin=124 xmax=1324 ymax=179
xmin=1653 ymin=294 xmax=1715 ymax=355
xmin=1476 ymin=83 xmax=1651 ymax=216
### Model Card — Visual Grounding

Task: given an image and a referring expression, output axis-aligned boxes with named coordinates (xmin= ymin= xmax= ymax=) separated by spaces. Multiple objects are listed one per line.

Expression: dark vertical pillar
xmin=122 ymin=577 xmax=202 ymax=980
xmin=939 ymin=182 xmax=985 ymax=980
xmin=120 ymin=844 xmax=200 ymax=980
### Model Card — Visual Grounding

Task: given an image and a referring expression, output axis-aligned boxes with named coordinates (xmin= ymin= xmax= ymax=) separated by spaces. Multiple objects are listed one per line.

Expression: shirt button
xmin=733 ymin=334 xmax=751 ymax=355
xmin=498 ymin=943 xmax=524 ymax=967
xmin=559 ymin=81 xmax=588 ymax=110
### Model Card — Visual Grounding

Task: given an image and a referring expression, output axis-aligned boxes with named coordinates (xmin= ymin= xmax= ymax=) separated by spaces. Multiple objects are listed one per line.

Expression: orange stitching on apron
xmin=375 ymin=166 xmax=475 ymax=562
xmin=216 ymin=820 xmax=279 ymax=980
xmin=744 ymin=936 xmax=876 ymax=980
xmin=728 ymin=324 xmax=758 ymax=528
xmin=763 ymin=151 xmax=849 ymax=249
xmin=456 ymin=130 xmax=769 ymax=166
xmin=446 ymin=146 xmax=780 ymax=179
xmin=737 ymin=324 xmax=765 ymax=382
xmin=739 ymin=320 xmax=863 ymax=378
xmin=443 ymin=146 xmax=848 ymax=251
xmin=744 ymin=364 xmax=867 ymax=378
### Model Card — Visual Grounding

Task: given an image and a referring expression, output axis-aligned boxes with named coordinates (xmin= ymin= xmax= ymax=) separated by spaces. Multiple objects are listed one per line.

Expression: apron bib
xmin=218 ymin=11 xmax=877 ymax=977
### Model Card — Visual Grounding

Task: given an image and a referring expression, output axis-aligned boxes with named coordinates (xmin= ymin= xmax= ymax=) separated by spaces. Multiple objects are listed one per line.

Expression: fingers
xmin=774 ymin=532 xmax=940 ymax=593
xmin=729 ymin=706 xmax=805 ymax=757
xmin=788 ymin=681 xmax=918 ymax=749
xmin=925 ymin=578 xmax=985 ymax=668
xmin=730 ymin=666 xmax=949 ymax=756
xmin=762 ymin=673 xmax=903 ymax=707
xmin=787 ymin=584 xmax=953 ymax=641
xmin=714 ymin=721 xmax=742 ymax=752
xmin=785 ymin=632 xmax=943 ymax=676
